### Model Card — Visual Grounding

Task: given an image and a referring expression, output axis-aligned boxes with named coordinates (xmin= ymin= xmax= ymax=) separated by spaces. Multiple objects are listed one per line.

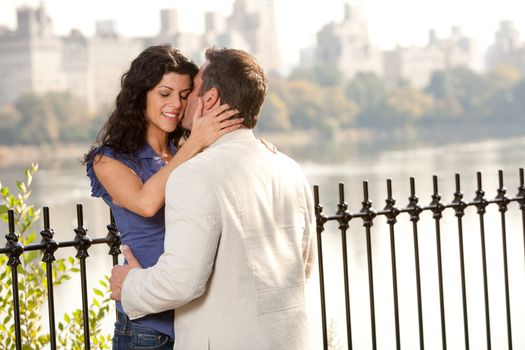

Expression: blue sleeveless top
xmin=86 ymin=142 xmax=178 ymax=339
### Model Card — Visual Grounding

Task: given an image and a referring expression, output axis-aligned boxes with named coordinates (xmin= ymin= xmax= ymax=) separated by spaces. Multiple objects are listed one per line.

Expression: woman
xmin=84 ymin=45 xmax=242 ymax=349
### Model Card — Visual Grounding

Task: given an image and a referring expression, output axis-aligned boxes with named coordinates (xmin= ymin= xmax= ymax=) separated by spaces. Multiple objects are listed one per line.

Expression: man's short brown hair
xmin=200 ymin=48 xmax=267 ymax=128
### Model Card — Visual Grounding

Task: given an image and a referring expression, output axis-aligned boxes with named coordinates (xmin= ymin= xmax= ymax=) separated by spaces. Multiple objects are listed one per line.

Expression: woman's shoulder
xmin=88 ymin=145 xmax=140 ymax=164
xmin=85 ymin=145 xmax=137 ymax=197
xmin=89 ymin=145 xmax=118 ymax=160
xmin=85 ymin=146 xmax=109 ymax=198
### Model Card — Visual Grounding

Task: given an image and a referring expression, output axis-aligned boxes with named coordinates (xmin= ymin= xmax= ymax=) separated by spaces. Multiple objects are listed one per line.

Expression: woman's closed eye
xmin=180 ymin=90 xmax=192 ymax=100
xmin=159 ymin=89 xmax=171 ymax=98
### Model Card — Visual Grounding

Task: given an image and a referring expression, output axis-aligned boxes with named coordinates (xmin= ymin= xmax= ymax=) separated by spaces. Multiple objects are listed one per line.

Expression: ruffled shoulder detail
xmin=85 ymin=146 xmax=117 ymax=198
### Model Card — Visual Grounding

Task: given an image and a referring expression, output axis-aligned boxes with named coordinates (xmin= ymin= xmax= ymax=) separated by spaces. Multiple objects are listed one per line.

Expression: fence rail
xmin=0 ymin=204 xmax=120 ymax=350
xmin=314 ymin=168 xmax=525 ymax=350
xmin=2 ymin=168 xmax=525 ymax=349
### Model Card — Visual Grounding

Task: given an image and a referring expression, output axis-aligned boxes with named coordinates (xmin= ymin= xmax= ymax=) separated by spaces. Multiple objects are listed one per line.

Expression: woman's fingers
xmin=191 ymin=98 xmax=204 ymax=122
xmin=215 ymin=108 xmax=240 ymax=122
xmin=201 ymin=104 xmax=240 ymax=121
xmin=218 ymin=122 xmax=244 ymax=135
xmin=219 ymin=117 xmax=244 ymax=130
xmin=203 ymin=103 xmax=231 ymax=118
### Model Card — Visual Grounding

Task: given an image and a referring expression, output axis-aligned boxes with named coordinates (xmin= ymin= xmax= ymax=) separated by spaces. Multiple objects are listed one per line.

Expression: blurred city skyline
xmin=1 ymin=0 xmax=524 ymax=68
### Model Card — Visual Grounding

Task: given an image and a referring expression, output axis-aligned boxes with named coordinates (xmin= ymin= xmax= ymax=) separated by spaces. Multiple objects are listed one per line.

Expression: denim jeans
xmin=113 ymin=311 xmax=174 ymax=350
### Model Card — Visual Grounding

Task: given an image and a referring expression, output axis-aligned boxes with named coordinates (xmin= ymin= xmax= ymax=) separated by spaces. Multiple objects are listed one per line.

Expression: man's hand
xmin=109 ymin=245 xmax=142 ymax=301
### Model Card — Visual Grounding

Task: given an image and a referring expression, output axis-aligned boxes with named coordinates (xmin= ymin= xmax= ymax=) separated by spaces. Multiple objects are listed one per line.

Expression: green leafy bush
xmin=0 ymin=163 xmax=112 ymax=349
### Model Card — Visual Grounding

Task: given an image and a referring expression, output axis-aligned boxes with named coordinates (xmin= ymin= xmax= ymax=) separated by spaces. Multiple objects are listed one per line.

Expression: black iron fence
xmin=1 ymin=169 xmax=524 ymax=349
xmin=314 ymin=169 xmax=525 ymax=350
xmin=0 ymin=205 xmax=120 ymax=350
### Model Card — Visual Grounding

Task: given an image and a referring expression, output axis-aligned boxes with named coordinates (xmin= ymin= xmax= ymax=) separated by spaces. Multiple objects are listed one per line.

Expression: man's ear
xmin=202 ymin=87 xmax=219 ymax=109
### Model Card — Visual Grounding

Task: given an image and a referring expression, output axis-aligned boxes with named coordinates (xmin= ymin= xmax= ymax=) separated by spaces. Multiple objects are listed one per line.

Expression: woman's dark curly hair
xmin=84 ymin=44 xmax=198 ymax=163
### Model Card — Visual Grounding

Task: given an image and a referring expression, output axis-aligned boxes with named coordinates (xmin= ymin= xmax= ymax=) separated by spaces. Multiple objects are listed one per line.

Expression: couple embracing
xmin=85 ymin=45 xmax=315 ymax=350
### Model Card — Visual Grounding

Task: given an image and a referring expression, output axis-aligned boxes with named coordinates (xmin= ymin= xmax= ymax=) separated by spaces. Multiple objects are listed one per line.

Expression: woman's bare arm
xmin=93 ymin=103 xmax=242 ymax=217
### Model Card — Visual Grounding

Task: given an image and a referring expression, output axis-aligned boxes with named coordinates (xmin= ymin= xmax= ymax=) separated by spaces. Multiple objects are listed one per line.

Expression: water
xmin=1 ymin=136 xmax=525 ymax=349
xmin=299 ymin=136 xmax=525 ymax=350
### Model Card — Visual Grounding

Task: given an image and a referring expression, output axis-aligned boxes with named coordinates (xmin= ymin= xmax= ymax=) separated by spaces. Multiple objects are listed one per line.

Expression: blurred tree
xmin=15 ymin=93 xmax=59 ymax=145
xmin=486 ymin=64 xmax=521 ymax=90
xmin=425 ymin=68 xmax=488 ymax=118
xmin=324 ymin=87 xmax=359 ymax=127
xmin=511 ymin=80 xmax=525 ymax=115
xmin=44 ymin=92 xmax=91 ymax=142
xmin=386 ymin=85 xmax=434 ymax=122
xmin=345 ymin=72 xmax=388 ymax=126
xmin=258 ymin=93 xmax=291 ymax=130
xmin=483 ymin=65 xmax=522 ymax=121
xmin=282 ymin=80 xmax=325 ymax=129
xmin=0 ymin=105 xmax=22 ymax=144
xmin=289 ymin=63 xmax=343 ymax=86
xmin=46 ymin=91 xmax=81 ymax=122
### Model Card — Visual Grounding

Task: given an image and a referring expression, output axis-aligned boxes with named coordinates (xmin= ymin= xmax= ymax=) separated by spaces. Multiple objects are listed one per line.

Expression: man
xmin=110 ymin=48 xmax=315 ymax=349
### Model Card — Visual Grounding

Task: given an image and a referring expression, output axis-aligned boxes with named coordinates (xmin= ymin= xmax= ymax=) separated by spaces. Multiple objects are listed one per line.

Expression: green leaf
xmin=16 ymin=181 xmax=27 ymax=194
xmin=8 ymin=194 xmax=15 ymax=207
xmin=25 ymin=169 xmax=33 ymax=186
xmin=0 ymin=205 xmax=7 ymax=215
xmin=58 ymin=260 xmax=66 ymax=273
xmin=93 ymin=288 xmax=104 ymax=297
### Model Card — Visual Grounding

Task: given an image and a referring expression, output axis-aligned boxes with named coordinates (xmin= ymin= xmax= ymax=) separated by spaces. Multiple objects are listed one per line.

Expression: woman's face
xmin=145 ymin=72 xmax=192 ymax=135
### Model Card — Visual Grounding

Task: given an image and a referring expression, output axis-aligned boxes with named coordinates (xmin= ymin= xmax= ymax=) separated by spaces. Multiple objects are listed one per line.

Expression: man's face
xmin=181 ymin=62 xmax=208 ymax=130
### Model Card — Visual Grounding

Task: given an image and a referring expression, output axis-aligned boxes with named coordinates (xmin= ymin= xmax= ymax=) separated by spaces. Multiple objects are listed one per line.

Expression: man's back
xmin=165 ymin=129 xmax=315 ymax=349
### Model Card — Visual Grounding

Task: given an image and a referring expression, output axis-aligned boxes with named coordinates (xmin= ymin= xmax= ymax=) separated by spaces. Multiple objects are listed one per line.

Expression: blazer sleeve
xmin=302 ymin=177 xmax=316 ymax=281
xmin=121 ymin=163 xmax=220 ymax=319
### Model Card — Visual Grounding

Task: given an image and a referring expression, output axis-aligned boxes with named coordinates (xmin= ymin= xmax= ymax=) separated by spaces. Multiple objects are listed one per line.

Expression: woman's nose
xmin=167 ymin=97 xmax=181 ymax=109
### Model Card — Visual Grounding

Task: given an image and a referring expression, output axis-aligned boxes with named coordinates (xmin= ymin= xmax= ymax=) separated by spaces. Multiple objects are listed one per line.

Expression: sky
xmin=1 ymin=0 xmax=525 ymax=68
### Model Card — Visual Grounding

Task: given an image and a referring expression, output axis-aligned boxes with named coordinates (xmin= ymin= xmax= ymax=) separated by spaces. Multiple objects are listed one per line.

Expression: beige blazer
xmin=122 ymin=129 xmax=315 ymax=349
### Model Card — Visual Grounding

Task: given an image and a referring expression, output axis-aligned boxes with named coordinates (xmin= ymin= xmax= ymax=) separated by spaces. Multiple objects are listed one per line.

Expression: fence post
xmin=5 ymin=210 xmax=24 ymax=350
xmin=429 ymin=175 xmax=447 ymax=349
xmin=472 ymin=172 xmax=491 ymax=350
xmin=384 ymin=179 xmax=401 ymax=350
xmin=106 ymin=209 xmax=121 ymax=266
xmin=516 ymin=168 xmax=525 ymax=270
xmin=313 ymin=185 xmax=328 ymax=350
xmin=452 ymin=174 xmax=470 ymax=350
xmin=496 ymin=170 xmax=513 ymax=350
xmin=74 ymin=204 xmax=92 ymax=350
xmin=407 ymin=177 xmax=424 ymax=350
xmin=40 ymin=207 xmax=58 ymax=350
xmin=360 ymin=181 xmax=377 ymax=350
xmin=336 ymin=183 xmax=353 ymax=350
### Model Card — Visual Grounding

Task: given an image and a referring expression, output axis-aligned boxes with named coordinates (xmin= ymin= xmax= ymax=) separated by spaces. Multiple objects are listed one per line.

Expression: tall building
xmin=160 ymin=9 xmax=179 ymax=37
xmin=151 ymin=0 xmax=282 ymax=74
xmin=300 ymin=3 xmax=481 ymax=87
xmin=227 ymin=0 xmax=281 ymax=75
xmin=0 ymin=3 xmax=143 ymax=110
xmin=0 ymin=4 xmax=65 ymax=107
xmin=0 ymin=1 xmax=281 ymax=110
xmin=486 ymin=21 xmax=525 ymax=75
xmin=384 ymin=27 xmax=480 ymax=88
xmin=301 ymin=3 xmax=383 ymax=80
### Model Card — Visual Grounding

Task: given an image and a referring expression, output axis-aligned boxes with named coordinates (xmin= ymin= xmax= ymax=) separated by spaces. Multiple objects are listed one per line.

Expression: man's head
xmin=182 ymin=48 xmax=267 ymax=130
